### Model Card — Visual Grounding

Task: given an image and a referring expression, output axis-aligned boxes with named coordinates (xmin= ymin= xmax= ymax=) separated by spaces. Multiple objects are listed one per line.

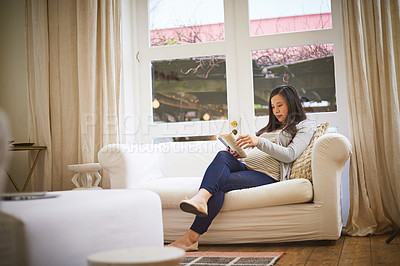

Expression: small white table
xmin=87 ymin=247 xmax=185 ymax=266
xmin=68 ymin=163 xmax=103 ymax=190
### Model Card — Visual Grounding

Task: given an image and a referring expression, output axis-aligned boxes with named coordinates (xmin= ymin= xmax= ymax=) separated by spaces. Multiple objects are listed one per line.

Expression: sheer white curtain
xmin=26 ymin=0 xmax=122 ymax=191
xmin=341 ymin=0 xmax=400 ymax=236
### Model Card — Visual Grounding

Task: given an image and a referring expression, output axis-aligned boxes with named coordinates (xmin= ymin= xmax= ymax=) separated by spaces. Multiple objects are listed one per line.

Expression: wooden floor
xmin=197 ymin=234 xmax=400 ymax=265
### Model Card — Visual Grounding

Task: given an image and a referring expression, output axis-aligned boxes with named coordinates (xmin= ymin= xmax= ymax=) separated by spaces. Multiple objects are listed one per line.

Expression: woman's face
xmin=271 ymin=94 xmax=289 ymax=124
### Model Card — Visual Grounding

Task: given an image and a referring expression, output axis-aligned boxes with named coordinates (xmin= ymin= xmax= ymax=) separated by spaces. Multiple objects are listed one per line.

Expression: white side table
xmin=87 ymin=247 xmax=185 ymax=266
xmin=68 ymin=163 xmax=103 ymax=190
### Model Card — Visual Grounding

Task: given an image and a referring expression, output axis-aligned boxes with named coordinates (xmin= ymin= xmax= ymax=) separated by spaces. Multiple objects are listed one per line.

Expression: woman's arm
xmin=256 ymin=122 xmax=314 ymax=163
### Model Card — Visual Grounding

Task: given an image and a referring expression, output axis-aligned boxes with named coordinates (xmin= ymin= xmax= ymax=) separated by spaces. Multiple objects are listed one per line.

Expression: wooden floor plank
xmin=338 ymin=236 xmax=371 ymax=265
xmin=198 ymin=244 xmax=239 ymax=252
xmin=234 ymin=243 xmax=282 ymax=253
xmin=371 ymin=234 xmax=400 ymax=265
xmin=194 ymin=235 xmax=400 ymax=265
xmin=257 ymin=243 xmax=290 ymax=253
xmin=278 ymin=246 xmax=314 ymax=265
xmin=305 ymin=237 xmax=344 ymax=265
xmin=397 ymin=234 xmax=400 ymax=249
xmin=200 ymin=243 xmax=286 ymax=253
xmin=198 ymin=244 xmax=217 ymax=252
xmin=276 ymin=242 xmax=316 ymax=265
xmin=392 ymin=231 xmax=400 ymax=250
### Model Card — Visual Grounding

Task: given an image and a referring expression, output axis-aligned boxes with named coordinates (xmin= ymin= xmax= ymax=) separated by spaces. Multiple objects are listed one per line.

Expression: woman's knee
xmin=213 ymin=150 xmax=245 ymax=172
xmin=215 ymin=150 xmax=231 ymax=160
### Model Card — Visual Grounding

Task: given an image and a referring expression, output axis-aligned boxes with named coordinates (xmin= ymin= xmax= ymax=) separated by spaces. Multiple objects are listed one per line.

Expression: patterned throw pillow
xmin=289 ymin=122 xmax=329 ymax=182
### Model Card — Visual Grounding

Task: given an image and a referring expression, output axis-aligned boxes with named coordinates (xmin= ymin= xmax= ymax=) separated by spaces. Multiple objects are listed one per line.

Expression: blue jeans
xmin=190 ymin=150 xmax=277 ymax=235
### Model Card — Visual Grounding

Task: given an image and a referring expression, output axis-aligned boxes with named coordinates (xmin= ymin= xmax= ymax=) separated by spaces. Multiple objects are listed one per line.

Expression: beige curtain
xmin=341 ymin=0 xmax=400 ymax=236
xmin=26 ymin=0 xmax=122 ymax=191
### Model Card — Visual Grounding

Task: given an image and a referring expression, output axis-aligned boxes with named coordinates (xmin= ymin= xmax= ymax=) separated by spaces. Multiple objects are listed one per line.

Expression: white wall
xmin=0 ymin=0 xmax=30 ymax=192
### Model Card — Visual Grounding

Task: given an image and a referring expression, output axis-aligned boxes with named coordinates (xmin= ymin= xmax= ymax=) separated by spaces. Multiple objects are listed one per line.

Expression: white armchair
xmin=98 ymin=133 xmax=351 ymax=244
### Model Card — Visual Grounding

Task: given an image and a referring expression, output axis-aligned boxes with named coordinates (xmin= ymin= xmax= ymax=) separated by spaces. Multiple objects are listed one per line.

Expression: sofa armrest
xmin=312 ymin=133 xmax=351 ymax=203
xmin=98 ymin=144 xmax=163 ymax=189
xmin=311 ymin=133 xmax=351 ymax=228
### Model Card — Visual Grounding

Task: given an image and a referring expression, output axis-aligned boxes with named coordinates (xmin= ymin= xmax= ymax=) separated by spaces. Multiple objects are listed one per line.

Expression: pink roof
xmin=250 ymin=13 xmax=332 ymax=35
xmin=150 ymin=13 xmax=332 ymax=46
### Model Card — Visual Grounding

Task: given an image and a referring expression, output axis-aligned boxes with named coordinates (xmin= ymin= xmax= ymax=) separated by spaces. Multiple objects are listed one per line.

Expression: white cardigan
xmin=257 ymin=119 xmax=315 ymax=180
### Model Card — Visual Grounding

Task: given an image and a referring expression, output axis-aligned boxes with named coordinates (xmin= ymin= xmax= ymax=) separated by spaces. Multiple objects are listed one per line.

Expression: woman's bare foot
xmin=168 ymin=230 xmax=200 ymax=251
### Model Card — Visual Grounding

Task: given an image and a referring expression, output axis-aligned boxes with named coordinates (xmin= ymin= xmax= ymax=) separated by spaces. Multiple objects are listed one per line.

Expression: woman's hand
xmin=236 ymin=134 xmax=259 ymax=149
xmin=226 ymin=146 xmax=240 ymax=159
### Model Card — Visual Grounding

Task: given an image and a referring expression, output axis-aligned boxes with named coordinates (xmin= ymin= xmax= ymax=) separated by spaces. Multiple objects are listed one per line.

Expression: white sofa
xmin=98 ymin=133 xmax=351 ymax=244
xmin=0 ymin=190 xmax=164 ymax=266
xmin=0 ymin=111 xmax=164 ymax=266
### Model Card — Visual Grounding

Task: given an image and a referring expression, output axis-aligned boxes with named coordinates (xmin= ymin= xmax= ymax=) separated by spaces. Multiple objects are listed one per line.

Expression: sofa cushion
xmin=289 ymin=122 xmax=329 ymax=181
xmin=98 ymin=142 xmax=222 ymax=188
xmin=158 ymin=141 xmax=222 ymax=177
xmin=135 ymin=177 xmax=313 ymax=211
xmin=98 ymin=144 xmax=163 ymax=188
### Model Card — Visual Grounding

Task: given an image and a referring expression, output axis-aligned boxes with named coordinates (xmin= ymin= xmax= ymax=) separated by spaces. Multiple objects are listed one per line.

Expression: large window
xmin=134 ymin=0 xmax=346 ymax=143
xmin=152 ymin=55 xmax=227 ymax=122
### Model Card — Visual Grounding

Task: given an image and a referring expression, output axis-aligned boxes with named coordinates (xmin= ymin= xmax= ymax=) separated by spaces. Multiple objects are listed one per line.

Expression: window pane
xmin=249 ymin=0 xmax=332 ymax=36
xmin=149 ymin=0 xmax=225 ymax=47
xmin=252 ymin=43 xmax=336 ymax=116
xmin=152 ymin=55 xmax=227 ymax=122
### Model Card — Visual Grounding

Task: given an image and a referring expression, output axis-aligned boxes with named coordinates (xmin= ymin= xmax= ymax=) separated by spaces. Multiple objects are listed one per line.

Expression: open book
xmin=218 ymin=133 xmax=247 ymax=158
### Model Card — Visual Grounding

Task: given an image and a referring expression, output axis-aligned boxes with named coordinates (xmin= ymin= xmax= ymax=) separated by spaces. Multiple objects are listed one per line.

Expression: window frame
xmin=130 ymin=0 xmax=349 ymax=143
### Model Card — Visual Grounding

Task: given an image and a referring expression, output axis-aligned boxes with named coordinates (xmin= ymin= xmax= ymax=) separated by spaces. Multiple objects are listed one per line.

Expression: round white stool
xmin=87 ymin=247 xmax=185 ymax=266
xmin=68 ymin=163 xmax=103 ymax=190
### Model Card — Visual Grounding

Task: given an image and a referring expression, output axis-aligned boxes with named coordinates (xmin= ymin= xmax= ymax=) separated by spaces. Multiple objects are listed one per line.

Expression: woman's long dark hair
xmin=256 ymin=84 xmax=306 ymax=138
